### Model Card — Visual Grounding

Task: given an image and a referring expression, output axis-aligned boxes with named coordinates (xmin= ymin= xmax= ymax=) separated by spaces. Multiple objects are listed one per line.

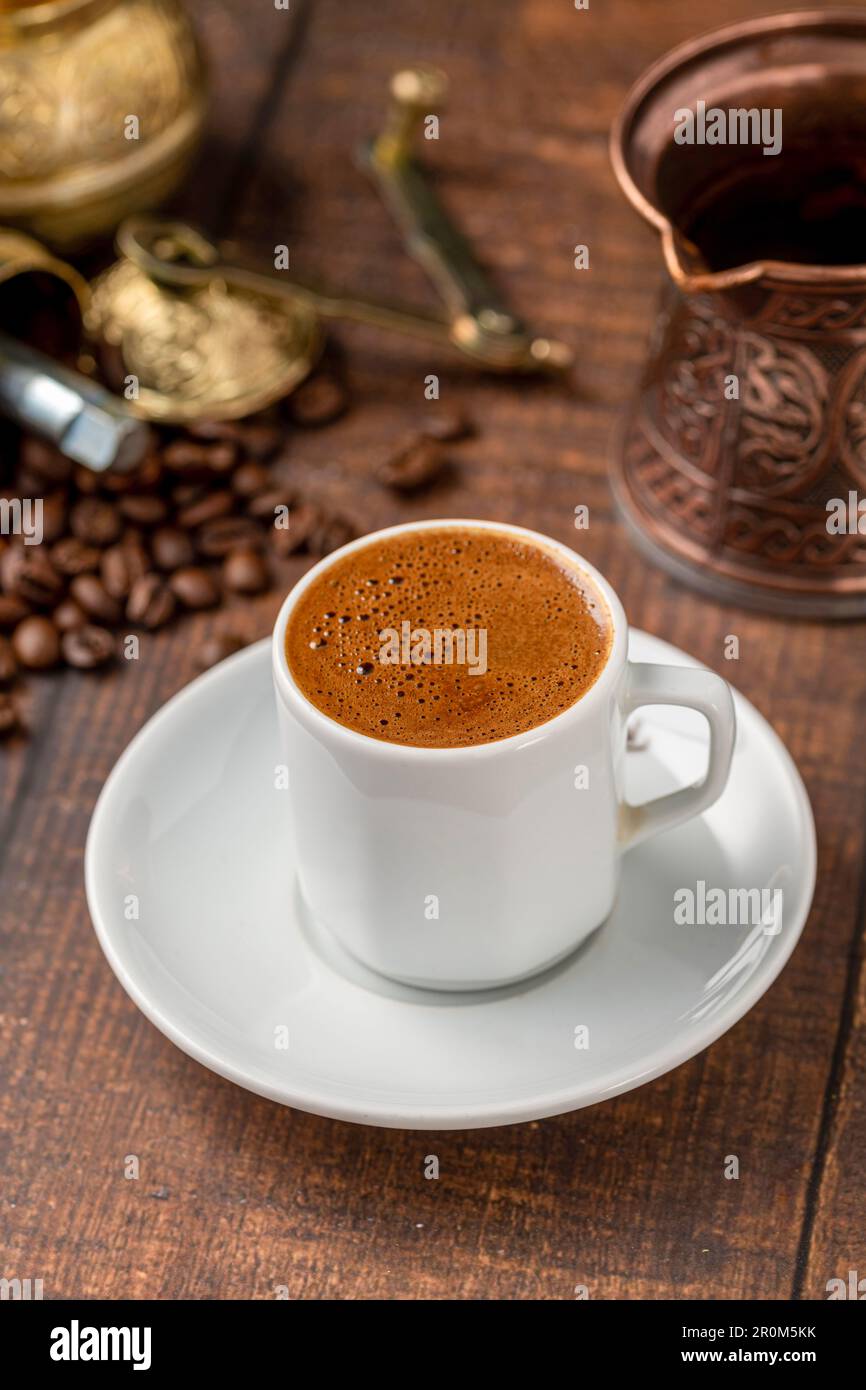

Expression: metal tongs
xmin=118 ymin=65 xmax=572 ymax=377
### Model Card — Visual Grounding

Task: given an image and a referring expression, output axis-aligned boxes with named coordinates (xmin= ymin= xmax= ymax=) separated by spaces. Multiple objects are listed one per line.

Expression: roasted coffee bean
xmin=98 ymin=467 xmax=136 ymax=496
xmin=61 ymin=624 xmax=114 ymax=670
xmin=69 ymin=573 xmax=123 ymax=625
xmin=100 ymin=541 xmax=149 ymax=600
xmin=126 ymin=573 xmax=176 ymax=629
xmin=151 ymin=526 xmax=194 ymax=571
xmin=0 ymin=593 xmax=31 ymax=629
xmin=72 ymin=463 xmax=101 ymax=495
xmin=177 ymin=490 xmax=234 ymax=530
xmin=1 ymin=545 xmax=63 ymax=606
xmin=70 ymin=497 xmax=122 ymax=547
xmin=12 ymin=614 xmax=60 ymax=669
xmin=41 ymin=492 xmax=69 ymax=544
xmin=103 ymin=451 xmax=162 ymax=495
xmin=163 ymin=438 xmax=208 ymax=469
xmin=246 ymin=487 xmax=294 ymax=522
xmin=238 ymin=419 xmax=283 ymax=461
xmin=187 ymin=419 xmax=243 ymax=444
xmin=15 ymin=468 xmax=46 ymax=496
xmin=171 ymin=483 xmax=208 ymax=509
xmin=134 ymin=453 xmax=164 ymax=491
xmin=231 ymin=461 xmax=271 ymax=499
xmin=99 ymin=545 xmax=127 ymax=599
xmin=51 ymin=537 xmax=100 ymax=577
xmin=222 ymin=547 xmax=269 ymax=594
xmin=0 ymin=691 xmax=18 ymax=736
xmin=377 ymin=435 xmax=448 ymax=493
xmin=161 ymin=437 xmax=236 ymax=476
xmin=269 ymin=502 xmax=320 ymax=556
xmin=117 ymin=493 xmax=168 ymax=526
xmin=307 ymin=512 xmax=357 ymax=557
xmin=196 ymin=632 xmax=245 ymax=671
xmin=162 ymin=439 xmax=216 ymax=477
xmin=195 ymin=516 xmax=261 ymax=558
xmin=21 ymin=436 xmax=73 ymax=484
xmin=420 ymin=407 xmax=474 ymax=443
xmin=200 ymin=441 xmax=238 ymax=474
xmin=169 ymin=566 xmax=219 ymax=610
xmin=288 ymin=371 xmax=347 ymax=428
xmin=0 ymin=634 xmax=16 ymax=684
xmin=53 ymin=598 xmax=87 ymax=632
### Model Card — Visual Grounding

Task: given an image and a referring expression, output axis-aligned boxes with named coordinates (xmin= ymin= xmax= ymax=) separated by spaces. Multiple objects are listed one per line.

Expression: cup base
xmin=296 ymin=882 xmax=604 ymax=995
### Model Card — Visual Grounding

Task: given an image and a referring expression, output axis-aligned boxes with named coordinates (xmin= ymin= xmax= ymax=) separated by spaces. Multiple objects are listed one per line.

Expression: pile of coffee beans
xmin=0 ymin=341 xmax=474 ymax=741
xmin=0 ymin=365 xmax=359 ymax=740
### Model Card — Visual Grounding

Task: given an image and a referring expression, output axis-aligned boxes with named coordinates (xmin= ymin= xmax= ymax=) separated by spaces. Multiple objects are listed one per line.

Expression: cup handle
xmin=619 ymin=662 xmax=736 ymax=851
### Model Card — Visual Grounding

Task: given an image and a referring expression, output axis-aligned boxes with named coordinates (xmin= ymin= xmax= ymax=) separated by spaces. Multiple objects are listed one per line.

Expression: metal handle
xmin=0 ymin=332 xmax=150 ymax=473
xmin=359 ymin=66 xmax=572 ymax=373
xmin=117 ymin=216 xmax=458 ymax=349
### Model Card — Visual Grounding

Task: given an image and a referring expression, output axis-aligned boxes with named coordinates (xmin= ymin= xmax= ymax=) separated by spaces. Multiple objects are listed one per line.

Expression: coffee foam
xmin=285 ymin=526 xmax=612 ymax=747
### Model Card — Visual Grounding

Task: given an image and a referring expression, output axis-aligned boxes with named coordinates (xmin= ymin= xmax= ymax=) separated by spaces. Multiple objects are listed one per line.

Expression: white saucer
xmin=85 ymin=632 xmax=816 ymax=1130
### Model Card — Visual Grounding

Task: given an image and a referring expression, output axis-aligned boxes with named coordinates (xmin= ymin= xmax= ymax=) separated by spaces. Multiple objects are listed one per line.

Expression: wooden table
xmin=3 ymin=0 xmax=863 ymax=1300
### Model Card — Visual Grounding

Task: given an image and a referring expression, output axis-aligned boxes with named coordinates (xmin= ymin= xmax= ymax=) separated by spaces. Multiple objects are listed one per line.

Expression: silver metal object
xmin=0 ymin=331 xmax=150 ymax=472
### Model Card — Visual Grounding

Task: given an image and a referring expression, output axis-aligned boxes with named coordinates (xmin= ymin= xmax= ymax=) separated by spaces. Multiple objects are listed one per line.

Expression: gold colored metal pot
xmin=0 ymin=0 xmax=207 ymax=250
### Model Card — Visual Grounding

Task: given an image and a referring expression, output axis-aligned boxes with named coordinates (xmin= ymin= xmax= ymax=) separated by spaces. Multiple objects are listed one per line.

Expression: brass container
xmin=0 ymin=0 xmax=207 ymax=250
xmin=0 ymin=225 xmax=89 ymax=351
xmin=611 ymin=10 xmax=866 ymax=618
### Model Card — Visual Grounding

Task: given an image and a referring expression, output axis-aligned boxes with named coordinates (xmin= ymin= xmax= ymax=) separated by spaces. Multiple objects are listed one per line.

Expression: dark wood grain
xmin=2 ymin=0 xmax=865 ymax=1301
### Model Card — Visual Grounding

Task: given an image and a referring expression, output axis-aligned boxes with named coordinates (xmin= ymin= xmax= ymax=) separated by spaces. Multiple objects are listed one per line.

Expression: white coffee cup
xmin=272 ymin=519 xmax=736 ymax=990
